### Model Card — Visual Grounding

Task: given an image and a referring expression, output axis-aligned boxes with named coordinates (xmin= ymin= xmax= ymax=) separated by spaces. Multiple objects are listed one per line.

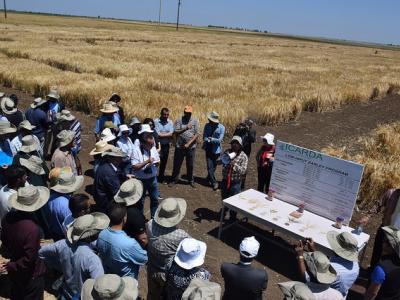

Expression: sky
xmin=5 ymin=0 xmax=400 ymax=45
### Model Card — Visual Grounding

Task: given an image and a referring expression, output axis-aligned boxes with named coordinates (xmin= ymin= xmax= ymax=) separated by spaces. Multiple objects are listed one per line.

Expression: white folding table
xmin=218 ymin=189 xmax=370 ymax=259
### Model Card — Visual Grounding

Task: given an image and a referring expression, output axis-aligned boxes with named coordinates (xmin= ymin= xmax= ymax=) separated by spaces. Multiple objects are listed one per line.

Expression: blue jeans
xmin=221 ymin=180 xmax=242 ymax=219
xmin=137 ymin=176 xmax=159 ymax=218
xmin=206 ymin=153 xmax=219 ymax=185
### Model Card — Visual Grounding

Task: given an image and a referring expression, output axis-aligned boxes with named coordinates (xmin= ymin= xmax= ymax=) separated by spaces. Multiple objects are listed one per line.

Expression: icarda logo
xmin=279 ymin=143 xmax=323 ymax=161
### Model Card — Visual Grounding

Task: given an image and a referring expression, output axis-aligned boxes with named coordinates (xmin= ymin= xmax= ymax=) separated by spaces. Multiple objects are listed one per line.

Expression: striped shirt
xmin=69 ymin=119 xmax=82 ymax=152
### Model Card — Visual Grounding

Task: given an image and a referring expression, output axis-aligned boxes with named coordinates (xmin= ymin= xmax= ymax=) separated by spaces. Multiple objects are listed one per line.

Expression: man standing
xmin=94 ymin=102 xmax=120 ymax=141
xmin=147 ymin=198 xmax=190 ymax=300
xmin=221 ymin=236 xmax=268 ymax=300
xmin=25 ymin=98 xmax=50 ymax=150
xmin=169 ymin=105 xmax=199 ymax=188
xmin=51 ymin=130 xmax=80 ymax=175
xmin=203 ymin=111 xmax=225 ymax=191
xmin=10 ymin=120 xmax=42 ymax=157
xmin=1 ymin=186 xmax=50 ymax=300
xmin=97 ymin=203 xmax=148 ymax=279
xmin=154 ymin=108 xmax=174 ymax=183
xmin=221 ymin=136 xmax=248 ymax=221
xmin=109 ymin=93 xmax=125 ymax=124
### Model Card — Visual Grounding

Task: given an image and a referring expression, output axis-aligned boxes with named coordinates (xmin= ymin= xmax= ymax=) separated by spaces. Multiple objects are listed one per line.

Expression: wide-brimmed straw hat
xmin=100 ymin=102 xmax=119 ymax=114
xmin=90 ymin=140 xmax=113 ymax=156
xmin=47 ymin=89 xmax=61 ymax=100
xmin=114 ymin=179 xmax=143 ymax=206
xmin=382 ymin=226 xmax=400 ymax=257
xmin=20 ymin=135 xmax=40 ymax=153
xmin=230 ymin=135 xmax=243 ymax=146
xmin=278 ymin=281 xmax=316 ymax=300
xmin=138 ymin=124 xmax=153 ymax=135
xmin=0 ymin=120 xmax=17 ymax=135
xmin=101 ymin=146 xmax=127 ymax=158
xmin=182 ymin=278 xmax=221 ymax=300
xmin=261 ymin=133 xmax=275 ymax=145
xmin=49 ymin=167 xmax=72 ymax=188
xmin=67 ymin=212 xmax=110 ymax=244
xmin=57 ymin=130 xmax=75 ymax=148
xmin=117 ymin=124 xmax=132 ymax=137
xmin=1 ymin=97 xmax=17 ymax=115
xmin=207 ymin=111 xmax=220 ymax=123
xmin=327 ymin=231 xmax=359 ymax=262
xmin=51 ymin=172 xmax=84 ymax=194
xmin=18 ymin=120 xmax=36 ymax=131
xmin=174 ymin=238 xmax=207 ymax=270
xmin=154 ymin=197 xmax=187 ymax=228
xmin=129 ymin=117 xmax=141 ymax=126
xmin=30 ymin=97 xmax=47 ymax=108
xmin=81 ymin=274 xmax=138 ymax=300
xmin=100 ymin=128 xmax=117 ymax=142
xmin=20 ymin=156 xmax=45 ymax=175
xmin=0 ymin=92 xmax=4 ymax=98
xmin=9 ymin=186 xmax=50 ymax=212
xmin=57 ymin=110 xmax=75 ymax=122
xmin=303 ymin=251 xmax=337 ymax=284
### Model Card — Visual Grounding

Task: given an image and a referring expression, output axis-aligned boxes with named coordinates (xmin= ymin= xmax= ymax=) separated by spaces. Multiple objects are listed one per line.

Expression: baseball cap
xmin=239 ymin=236 xmax=260 ymax=258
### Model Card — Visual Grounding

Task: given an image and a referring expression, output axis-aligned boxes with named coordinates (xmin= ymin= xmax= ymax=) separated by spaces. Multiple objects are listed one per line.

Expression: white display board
xmin=269 ymin=141 xmax=364 ymax=223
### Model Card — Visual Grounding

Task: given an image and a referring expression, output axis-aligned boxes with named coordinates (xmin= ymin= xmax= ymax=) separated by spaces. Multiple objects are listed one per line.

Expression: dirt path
xmin=1 ymin=85 xmax=400 ymax=300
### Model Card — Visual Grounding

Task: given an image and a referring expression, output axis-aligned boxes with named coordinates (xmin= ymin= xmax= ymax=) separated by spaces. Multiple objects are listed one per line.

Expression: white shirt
xmin=116 ymin=137 xmax=135 ymax=160
xmin=390 ymin=195 xmax=400 ymax=229
xmin=307 ymin=282 xmax=344 ymax=300
xmin=0 ymin=185 xmax=17 ymax=233
xmin=131 ymin=144 xmax=160 ymax=179
xmin=330 ymin=256 xmax=359 ymax=297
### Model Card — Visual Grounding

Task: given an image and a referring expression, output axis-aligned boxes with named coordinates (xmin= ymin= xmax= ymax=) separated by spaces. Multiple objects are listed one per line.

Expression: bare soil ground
xmin=1 ymin=85 xmax=400 ymax=299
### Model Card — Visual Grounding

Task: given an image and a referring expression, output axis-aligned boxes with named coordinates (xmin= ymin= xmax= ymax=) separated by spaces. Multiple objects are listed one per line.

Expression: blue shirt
xmin=330 ymin=256 xmax=360 ymax=297
xmin=94 ymin=114 xmax=121 ymax=134
xmin=25 ymin=107 xmax=49 ymax=140
xmin=45 ymin=192 xmax=72 ymax=239
xmin=203 ymin=123 xmax=225 ymax=154
xmin=154 ymin=118 xmax=174 ymax=145
xmin=97 ymin=227 xmax=148 ymax=278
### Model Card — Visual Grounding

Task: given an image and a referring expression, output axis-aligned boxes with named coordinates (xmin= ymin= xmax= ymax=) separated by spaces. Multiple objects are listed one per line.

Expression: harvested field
xmin=0 ymin=13 xmax=400 ymax=133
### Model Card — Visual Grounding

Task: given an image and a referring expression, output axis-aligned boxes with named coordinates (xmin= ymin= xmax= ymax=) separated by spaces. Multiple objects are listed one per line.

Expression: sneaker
xmin=212 ymin=182 xmax=219 ymax=191
xmin=168 ymin=181 xmax=177 ymax=188
xmin=189 ymin=182 xmax=196 ymax=189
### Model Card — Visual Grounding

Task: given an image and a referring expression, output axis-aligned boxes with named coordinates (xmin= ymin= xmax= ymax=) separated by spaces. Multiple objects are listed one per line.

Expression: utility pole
xmin=3 ymin=0 xmax=7 ymax=19
xmin=158 ymin=0 xmax=162 ymax=25
xmin=176 ymin=0 xmax=181 ymax=31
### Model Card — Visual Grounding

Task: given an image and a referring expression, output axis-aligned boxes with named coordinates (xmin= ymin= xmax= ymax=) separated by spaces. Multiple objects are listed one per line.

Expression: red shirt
xmin=1 ymin=211 xmax=46 ymax=283
xmin=256 ymin=145 xmax=275 ymax=168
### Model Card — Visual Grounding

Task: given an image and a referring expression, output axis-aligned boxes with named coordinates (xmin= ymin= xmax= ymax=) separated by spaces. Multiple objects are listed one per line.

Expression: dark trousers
xmin=159 ymin=144 xmax=170 ymax=181
xmin=370 ymin=225 xmax=385 ymax=268
xmin=171 ymin=147 xmax=196 ymax=183
xmin=10 ymin=276 xmax=44 ymax=300
xmin=136 ymin=177 xmax=160 ymax=218
xmin=221 ymin=180 xmax=242 ymax=219
xmin=206 ymin=153 xmax=220 ymax=185
xmin=257 ymin=165 xmax=273 ymax=193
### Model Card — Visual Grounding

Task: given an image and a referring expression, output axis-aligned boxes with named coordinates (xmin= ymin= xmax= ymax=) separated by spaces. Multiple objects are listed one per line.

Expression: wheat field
xmin=1 ymin=12 xmax=400 ymax=132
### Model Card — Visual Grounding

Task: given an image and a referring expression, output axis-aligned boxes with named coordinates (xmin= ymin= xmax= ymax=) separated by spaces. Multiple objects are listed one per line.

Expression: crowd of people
xmin=0 ymin=90 xmax=398 ymax=300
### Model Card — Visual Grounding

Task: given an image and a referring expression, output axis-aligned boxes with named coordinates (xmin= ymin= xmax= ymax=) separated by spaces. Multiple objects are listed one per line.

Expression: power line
xmin=158 ymin=0 xmax=162 ymax=25
xmin=3 ymin=0 xmax=7 ymax=19
xmin=176 ymin=0 xmax=182 ymax=31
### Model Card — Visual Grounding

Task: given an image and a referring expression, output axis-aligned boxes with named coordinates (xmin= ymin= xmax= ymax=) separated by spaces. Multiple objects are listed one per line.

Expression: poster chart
xmin=269 ymin=141 xmax=364 ymax=223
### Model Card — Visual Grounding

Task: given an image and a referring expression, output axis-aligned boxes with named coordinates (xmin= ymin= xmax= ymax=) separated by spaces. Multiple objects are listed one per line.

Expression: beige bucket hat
xmin=182 ymin=278 xmax=221 ymax=300
xmin=303 ymin=251 xmax=337 ymax=284
xmin=67 ymin=212 xmax=110 ymax=244
xmin=18 ymin=120 xmax=36 ymax=131
xmin=30 ymin=97 xmax=47 ymax=108
xmin=90 ymin=140 xmax=113 ymax=156
xmin=57 ymin=130 xmax=75 ymax=148
xmin=0 ymin=120 xmax=17 ymax=135
xmin=51 ymin=172 xmax=84 ymax=194
xmin=47 ymin=89 xmax=61 ymax=100
xmin=9 ymin=186 xmax=50 ymax=212
xmin=327 ymin=231 xmax=359 ymax=262
xmin=154 ymin=197 xmax=187 ymax=228
xmin=101 ymin=146 xmax=127 ymax=158
xmin=49 ymin=167 xmax=72 ymax=188
xmin=382 ymin=226 xmax=400 ymax=257
xmin=20 ymin=156 xmax=45 ymax=175
xmin=20 ymin=135 xmax=40 ymax=153
xmin=207 ymin=111 xmax=220 ymax=123
xmin=129 ymin=117 xmax=140 ymax=126
xmin=278 ymin=281 xmax=316 ymax=300
xmin=100 ymin=128 xmax=117 ymax=142
xmin=57 ymin=110 xmax=76 ymax=122
xmin=1 ymin=97 xmax=17 ymax=115
xmin=100 ymin=102 xmax=119 ymax=114
xmin=175 ymin=238 xmax=207 ymax=270
xmin=81 ymin=274 xmax=138 ymax=300
xmin=230 ymin=135 xmax=243 ymax=146
xmin=114 ymin=179 xmax=143 ymax=206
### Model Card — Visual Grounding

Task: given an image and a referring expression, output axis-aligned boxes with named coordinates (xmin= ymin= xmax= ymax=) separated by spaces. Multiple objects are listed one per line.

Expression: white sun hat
xmin=239 ymin=236 xmax=260 ymax=258
xmin=261 ymin=133 xmax=275 ymax=145
xmin=174 ymin=238 xmax=207 ymax=270
xmin=117 ymin=124 xmax=132 ymax=137
xmin=100 ymin=128 xmax=117 ymax=142
xmin=138 ymin=124 xmax=153 ymax=135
